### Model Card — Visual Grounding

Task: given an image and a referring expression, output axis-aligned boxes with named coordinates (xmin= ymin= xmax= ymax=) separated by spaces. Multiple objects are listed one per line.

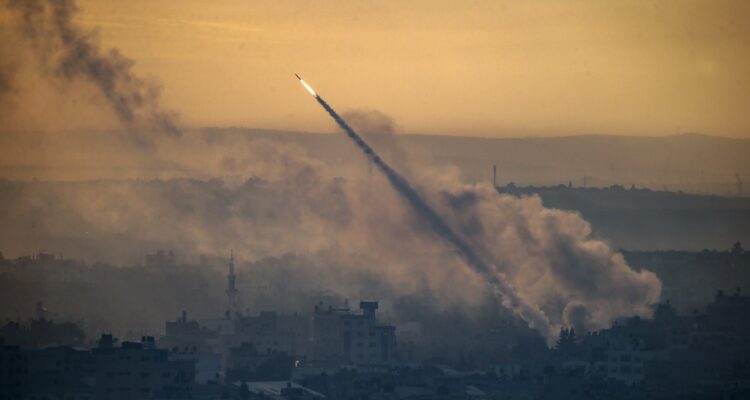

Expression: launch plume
xmin=296 ymin=75 xmax=551 ymax=334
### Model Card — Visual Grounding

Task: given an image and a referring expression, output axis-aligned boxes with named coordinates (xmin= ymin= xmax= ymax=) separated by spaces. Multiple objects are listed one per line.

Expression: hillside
xmin=499 ymin=184 xmax=750 ymax=250
xmin=201 ymin=129 xmax=750 ymax=196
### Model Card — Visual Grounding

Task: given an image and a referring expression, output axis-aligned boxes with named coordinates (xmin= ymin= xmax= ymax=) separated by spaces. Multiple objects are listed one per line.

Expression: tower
xmin=226 ymin=251 xmax=239 ymax=319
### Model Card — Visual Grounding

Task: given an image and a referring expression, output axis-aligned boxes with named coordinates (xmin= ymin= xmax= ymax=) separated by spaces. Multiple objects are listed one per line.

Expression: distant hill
xmin=202 ymin=129 xmax=750 ymax=196
xmin=191 ymin=129 xmax=750 ymax=251
xmin=2 ymin=129 xmax=748 ymax=197
xmin=498 ymin=183 xmax=750 ymax=251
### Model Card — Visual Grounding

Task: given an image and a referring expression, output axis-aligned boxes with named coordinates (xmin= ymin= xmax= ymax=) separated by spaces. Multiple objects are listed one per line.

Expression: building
xmin=239 ymin=380 xmax=325 ymax=400
xmin=169 ymin=350 xmax=221 ymax=384
xmin=144 ymin=250 xmax=176 ymax=268
xmin=598 ymin=348 xmax=648 ymax=385
xmin=92 ymin=334 xmax=195 ymax=400
xmin=161 ymin=311 xmax=218 ymax=353
xmin=25 ymin=346 xmax=95 ymax=400
xmin=236 ymin=311 xmax=311 ymax=357
xmin=225 ymin=342 xmax=271 ymax=375
xmin=0 ymin=341 xmax=28 ymax=400
xmin=312 ymin=301 xmax=396 ymax=366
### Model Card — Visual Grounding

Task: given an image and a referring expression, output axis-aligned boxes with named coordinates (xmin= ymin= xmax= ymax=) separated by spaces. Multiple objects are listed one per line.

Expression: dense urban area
xmin=2 ymin=0 xmax=749 ymax=397
xmin=2 ymin=234 xmax=749 ymax=399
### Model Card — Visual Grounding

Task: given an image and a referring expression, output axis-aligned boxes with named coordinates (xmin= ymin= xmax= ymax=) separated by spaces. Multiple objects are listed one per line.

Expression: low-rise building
xmin=92 ymin=334 xmax=195 ymax=400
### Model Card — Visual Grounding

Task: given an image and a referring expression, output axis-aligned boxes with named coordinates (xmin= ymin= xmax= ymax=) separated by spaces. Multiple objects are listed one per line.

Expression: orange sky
xmin=4 ymin=0 xmax=750 ymax=138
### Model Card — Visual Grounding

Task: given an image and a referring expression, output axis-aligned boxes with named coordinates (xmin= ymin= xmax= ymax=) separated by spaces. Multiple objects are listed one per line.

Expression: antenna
xmin=492 ymin=164 xmax=497 ymax=188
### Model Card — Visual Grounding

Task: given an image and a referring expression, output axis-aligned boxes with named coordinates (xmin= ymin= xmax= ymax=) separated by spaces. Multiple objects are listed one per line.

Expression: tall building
xmin=226 ymin=253 xmax=239 ymax=319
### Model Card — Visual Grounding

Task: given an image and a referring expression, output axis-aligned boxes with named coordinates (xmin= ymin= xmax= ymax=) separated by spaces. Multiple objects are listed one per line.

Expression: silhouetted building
xmin=226 ymin=342 xmax=267 ymax=375
xmin=312 ymin=301 xmax=396 ymax=366
xmin=92 ymin=335 xmax=194 ymax=400
xmin=161 ymin=311 xmax=217 ymax=353
xmin=26 ymin=346 xmax=94 ymax=400
xmin=239 ymin=380 xmax=325 ymax=399
xmin=236 ymin=311 xmax=310 ymax=358
xmin=0 ymin=341 xmax=29 ymax=400
xmin=144 ymin=249 xmax=176 ymax=267
xmin=169 ymin=350 xmax=221 ymax=384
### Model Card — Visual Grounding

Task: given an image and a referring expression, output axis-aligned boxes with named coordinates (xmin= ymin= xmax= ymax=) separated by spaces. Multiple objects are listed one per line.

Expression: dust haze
xmin=0 ymin=0 xmax=662 ymax=343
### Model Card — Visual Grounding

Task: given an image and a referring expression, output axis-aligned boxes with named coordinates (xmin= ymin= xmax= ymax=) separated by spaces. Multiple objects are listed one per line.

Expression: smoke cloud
xmin=0 ymin=122 xmax=662 ymax=342
xmin=3 ymin=0 xmax=180 ymax=136
xmin=0 ymin=2 xmax=661 ymax=341
xmin=313 ymin=92 xmax=552 ymax=334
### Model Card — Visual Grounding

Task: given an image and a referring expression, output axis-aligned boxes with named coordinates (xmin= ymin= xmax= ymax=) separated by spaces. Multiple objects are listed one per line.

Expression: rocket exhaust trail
xmin=295 ymin=75 xmax=550 ymax=334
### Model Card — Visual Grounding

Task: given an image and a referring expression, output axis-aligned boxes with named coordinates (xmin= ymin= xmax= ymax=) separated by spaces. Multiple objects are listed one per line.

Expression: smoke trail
xmin=309 ymin=91 xmax=551 ymax=334
xmin=5 ymin=0 xmax=180 ymax=136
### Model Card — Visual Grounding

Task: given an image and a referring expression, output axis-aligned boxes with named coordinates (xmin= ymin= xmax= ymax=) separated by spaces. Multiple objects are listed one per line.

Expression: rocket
xmin=291 ymin=72 xmax=550 ymax=334
xmin=295 ymin=73 xmax=317 ymax=97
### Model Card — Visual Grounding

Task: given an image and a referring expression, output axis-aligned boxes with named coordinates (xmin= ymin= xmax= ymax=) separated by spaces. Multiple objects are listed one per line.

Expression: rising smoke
xmin=3 ymin=0 xmax=180 ymax=136
xmin=0 ymin=123 xmax=662 ymax=342
xmin=311 ymin=91 xmax=552 ymax=334
xmin=0 ymin=1 xmax=661 ymax=343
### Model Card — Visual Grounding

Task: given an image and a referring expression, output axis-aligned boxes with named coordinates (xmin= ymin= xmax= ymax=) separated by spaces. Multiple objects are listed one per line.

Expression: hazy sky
xmin=4 ymin=0 xmax=750 ymax=137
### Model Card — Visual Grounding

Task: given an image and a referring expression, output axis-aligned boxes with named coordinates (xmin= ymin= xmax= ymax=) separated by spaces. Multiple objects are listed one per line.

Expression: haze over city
xmin=1 ymin=1 xmax=749 ymax=399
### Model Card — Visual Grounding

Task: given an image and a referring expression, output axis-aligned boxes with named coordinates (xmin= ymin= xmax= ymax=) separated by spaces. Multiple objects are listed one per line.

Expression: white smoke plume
xmin=0 ymin=117 xmax=662 ymax=342
xmin=336 ymin=111 xmax=663 ymax=338
xmin=0 ymin=1 xmax=661 ymax=343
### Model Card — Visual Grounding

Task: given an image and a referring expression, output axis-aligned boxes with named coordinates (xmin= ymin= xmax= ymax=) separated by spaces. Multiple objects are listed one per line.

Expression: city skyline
xmin=1 ymin=2 xmax=749 ymax=398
